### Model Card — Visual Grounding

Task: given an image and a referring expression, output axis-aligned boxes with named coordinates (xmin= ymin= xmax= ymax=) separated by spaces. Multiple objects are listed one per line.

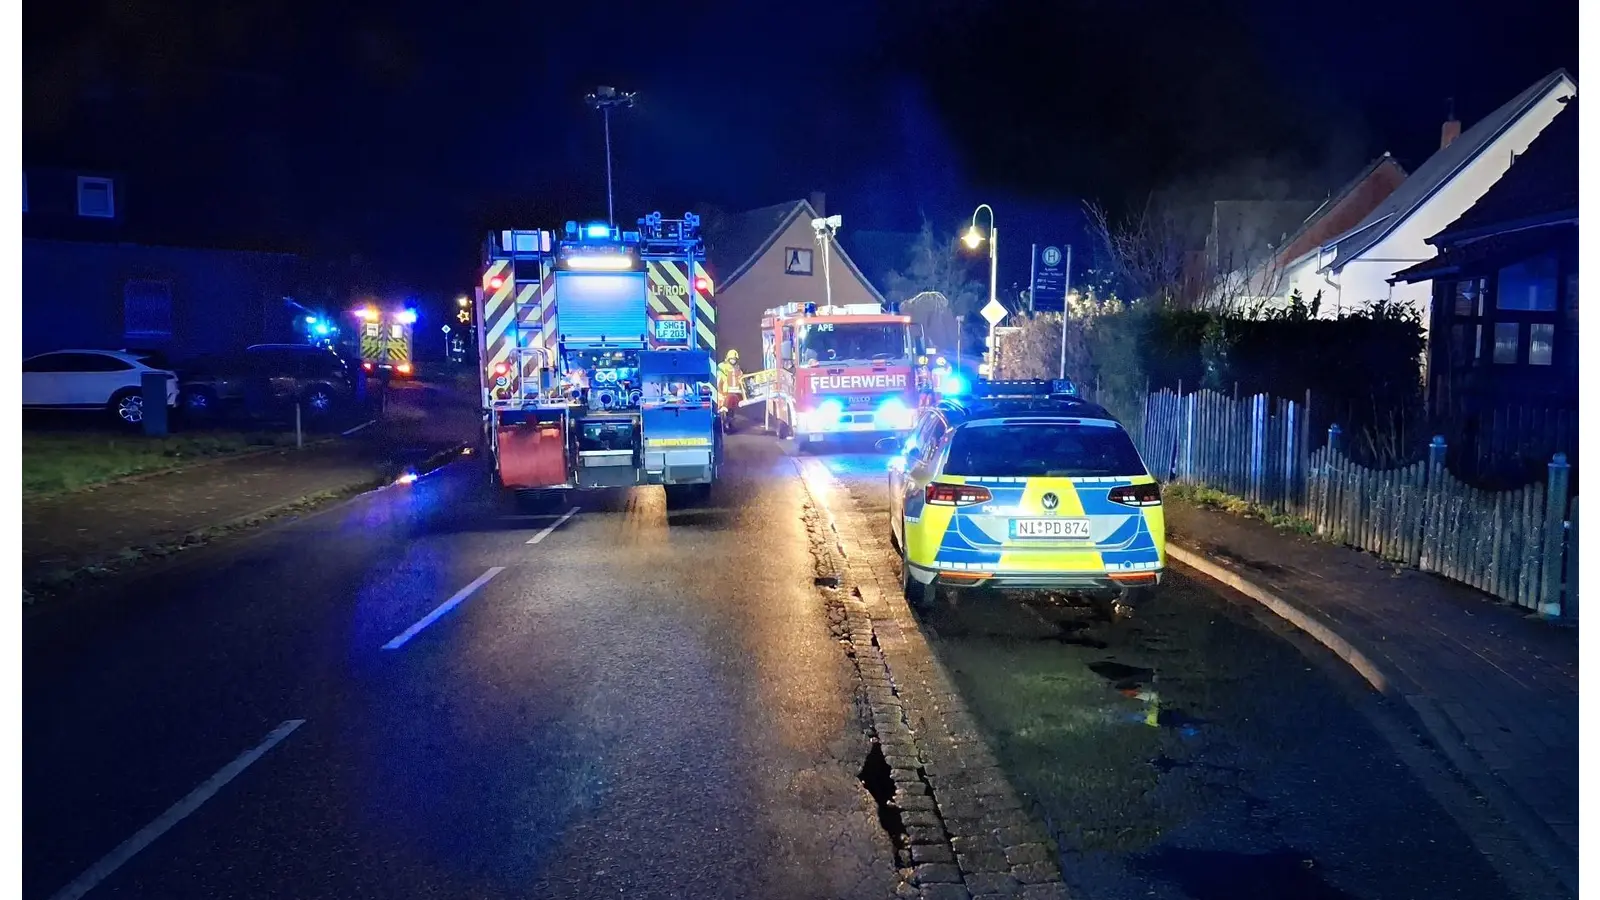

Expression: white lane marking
xmin=497 ymin=514 xmax=566 ymax=522
xmin=48 ymin=719 xmax=306 ymax=900
xmin=526 ymin=507 xmax=581 ymax=545
xmin=341 ymin=419 xmax=378 ymax=436
xmin=381 ymin=567 xmax=505 ymax=650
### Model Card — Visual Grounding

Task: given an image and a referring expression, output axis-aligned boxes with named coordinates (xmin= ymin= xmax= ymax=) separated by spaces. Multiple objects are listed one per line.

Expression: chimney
xmin=1441 ymin=97 xmax=1461 ymax=149
xmin=808 ymin=191 xmax=826 ymax=217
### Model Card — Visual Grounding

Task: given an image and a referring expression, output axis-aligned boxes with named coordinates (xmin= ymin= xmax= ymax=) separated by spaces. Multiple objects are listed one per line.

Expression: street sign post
xmin=981 ymin=297 xmax=1007 ymax=369
xmin=1031 ymin=244 xmax=1069 ymax=312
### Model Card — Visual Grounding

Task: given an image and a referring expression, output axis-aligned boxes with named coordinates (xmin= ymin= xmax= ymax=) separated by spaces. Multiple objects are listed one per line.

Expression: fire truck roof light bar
xmin=564 ymin=255 xmax=637 ymax=271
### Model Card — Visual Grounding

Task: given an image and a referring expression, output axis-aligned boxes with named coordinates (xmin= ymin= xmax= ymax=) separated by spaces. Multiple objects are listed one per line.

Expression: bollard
xmin=140 ymin=371 xmax=170 ymax=436
xmin=1541 ymin=452 xmax=1571 ymax=617
xmin=295 ymin=401 xmax=303 ymax=450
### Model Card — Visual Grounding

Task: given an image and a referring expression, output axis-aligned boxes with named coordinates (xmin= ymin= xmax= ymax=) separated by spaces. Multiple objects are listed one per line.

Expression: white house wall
xmin=1257 ymin=77 xmax=1576 ymax=330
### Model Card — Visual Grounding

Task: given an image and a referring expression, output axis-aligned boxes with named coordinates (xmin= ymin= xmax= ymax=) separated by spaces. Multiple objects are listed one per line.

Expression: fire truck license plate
xmin=1010 ymin=518 xmax=1092 ymax=540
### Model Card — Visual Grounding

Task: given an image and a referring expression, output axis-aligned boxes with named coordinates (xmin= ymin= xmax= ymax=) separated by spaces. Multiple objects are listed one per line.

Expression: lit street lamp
xmin=963 ymin=204 xmax=999 ymax=369
xmin=584 ymin=86 xmax=637 ymax=227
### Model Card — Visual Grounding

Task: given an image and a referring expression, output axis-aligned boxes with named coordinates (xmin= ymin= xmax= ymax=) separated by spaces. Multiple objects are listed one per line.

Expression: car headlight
xmin=874 ymin=397 xmax=915 ymax=430
xmin=804 ymin=398 xmax=845 ymax=431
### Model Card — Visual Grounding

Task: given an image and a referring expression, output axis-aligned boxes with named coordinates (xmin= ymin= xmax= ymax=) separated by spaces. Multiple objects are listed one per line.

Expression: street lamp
xmin=811 ymin=214 xmax=842 ymax=310
xmin=963 ymin=204 xmax=998 ymax=367
xmin=584 ymin=85 xmax=637 ymax=227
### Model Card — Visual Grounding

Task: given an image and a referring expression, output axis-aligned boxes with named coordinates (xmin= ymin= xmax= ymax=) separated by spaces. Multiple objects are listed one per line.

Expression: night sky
xmin=23 ymin=0 xmax=1580 ymax=305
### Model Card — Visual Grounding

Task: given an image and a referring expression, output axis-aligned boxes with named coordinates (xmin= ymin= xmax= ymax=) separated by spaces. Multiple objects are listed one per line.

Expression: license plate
xmin=1010 ymin=517 xmax=1092 ymax=540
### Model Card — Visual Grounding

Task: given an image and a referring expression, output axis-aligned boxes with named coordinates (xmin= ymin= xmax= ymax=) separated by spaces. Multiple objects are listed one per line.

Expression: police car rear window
xmin=944 ymin=420 xmax=1146 ymax=478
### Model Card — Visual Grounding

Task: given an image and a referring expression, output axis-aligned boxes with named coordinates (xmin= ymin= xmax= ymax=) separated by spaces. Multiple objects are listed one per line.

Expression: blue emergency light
xmin=586 ymin=222 xmax=611 ymax=239
xmin=397 ymin=309 xmax=418 ymax=325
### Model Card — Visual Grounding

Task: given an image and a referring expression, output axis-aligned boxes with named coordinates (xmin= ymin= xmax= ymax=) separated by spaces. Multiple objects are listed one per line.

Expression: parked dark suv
xmin=180 ymin=344 xmax=357 ymax=421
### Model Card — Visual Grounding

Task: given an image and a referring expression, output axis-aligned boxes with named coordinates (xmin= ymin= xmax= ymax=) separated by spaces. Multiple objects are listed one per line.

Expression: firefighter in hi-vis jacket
xmin=715 ymin=349 xmax=743 ymax=430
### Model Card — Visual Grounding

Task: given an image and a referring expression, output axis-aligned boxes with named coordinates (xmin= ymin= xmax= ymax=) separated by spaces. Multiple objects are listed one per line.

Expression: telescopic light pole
xmin=585 ymin=86 xmax=637 ymax=226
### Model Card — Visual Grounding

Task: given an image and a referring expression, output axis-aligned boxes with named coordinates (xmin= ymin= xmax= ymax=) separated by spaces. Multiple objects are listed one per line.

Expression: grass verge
xmin=22 ymin=441 xmax=469 ymax=606
xmin=1162 ymin=483 xmax=1317 ymax=535
xmin=22 ymin=431 xmax=305 ymax=498
xmin=22 ymin=477 xmax=386 ymax=605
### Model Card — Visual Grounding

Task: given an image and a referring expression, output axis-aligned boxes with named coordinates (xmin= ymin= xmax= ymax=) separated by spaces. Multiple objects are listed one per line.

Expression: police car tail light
xmin=926 ymin=483 xmax=992 ymax=507
xmin=1108 ymin=483 xmax=1162 ymax=507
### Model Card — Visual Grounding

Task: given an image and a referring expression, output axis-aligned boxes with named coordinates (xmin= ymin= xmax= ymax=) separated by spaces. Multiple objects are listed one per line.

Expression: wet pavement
xmin=23 ymin=432 xmax=1533 ymax=900
xmin=24 ymin=437 xmax=894 ymax=900
xmin=815 ymin=450 xmax=1525 ymax=900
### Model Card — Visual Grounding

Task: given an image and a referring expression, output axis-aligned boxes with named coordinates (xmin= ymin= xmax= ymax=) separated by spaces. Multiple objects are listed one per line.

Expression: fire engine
xmin=757 ymin=301 xmax=918 ymax=449
xmin=355 ymin=305 xmax=415 ymax=377
xmin=474 ymin=213 xmax=722 ymax=505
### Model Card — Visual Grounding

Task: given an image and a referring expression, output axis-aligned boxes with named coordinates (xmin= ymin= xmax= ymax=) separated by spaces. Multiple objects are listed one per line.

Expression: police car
xmin=883 ymin=380 xmax=1164 ymax=612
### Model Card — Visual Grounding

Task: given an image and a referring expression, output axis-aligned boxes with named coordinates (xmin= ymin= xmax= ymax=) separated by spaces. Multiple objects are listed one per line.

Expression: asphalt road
xmin=25 ymin=431 xmax=1523 ymax=900
xmin=24 ymin=436 xmax=895 ymax=900
xmin=815 ymin=450 xmax=1520 ymax=900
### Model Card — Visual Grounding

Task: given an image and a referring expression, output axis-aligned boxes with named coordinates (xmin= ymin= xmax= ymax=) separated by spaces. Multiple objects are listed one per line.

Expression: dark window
xmin=1497 ymin=255 xmax=1558 ymax=311
xmin=1453 ymin=277 xmax=1486 ymax=316
xmin=944 ymin=421 xmax=1147 ymax=478
xmin=124 ymin=280 xmax=173 ymax=338
xmin=22 ymin=354 xmax=70 ymax=373
xmin=25 ymin=352 xmax=134 ymax=373
xmin=1493 ymin=322 xmax=1520 ymax=364
xmin=1528 ymin=323 xmax=1555 ymax=366
xmin=77 ymin=176 xmax=115 ymax=218
xmin=799 ymin=322 xmax=910 ymax=363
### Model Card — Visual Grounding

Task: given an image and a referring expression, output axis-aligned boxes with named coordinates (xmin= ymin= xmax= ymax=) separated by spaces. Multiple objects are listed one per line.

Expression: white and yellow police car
xmin=884 ymin=380 xmax=1164 ymax=611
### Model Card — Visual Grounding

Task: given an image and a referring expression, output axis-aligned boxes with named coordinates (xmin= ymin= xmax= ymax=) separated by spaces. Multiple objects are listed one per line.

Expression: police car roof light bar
xmin=972 ymin=378 xmax=1081 ymax=399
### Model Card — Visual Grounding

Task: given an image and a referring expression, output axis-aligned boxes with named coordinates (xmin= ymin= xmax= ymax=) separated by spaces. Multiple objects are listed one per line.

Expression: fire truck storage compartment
xmin=576 ymin=416 xmax=640 ymax=489
xmin=495 ymin=411 xmax=570 ymax=490
xmin=554 ymin=272 xmax=649 ymax=344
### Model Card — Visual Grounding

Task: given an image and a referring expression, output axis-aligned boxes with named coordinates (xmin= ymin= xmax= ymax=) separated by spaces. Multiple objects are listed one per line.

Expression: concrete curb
xmin=1166 ymin=538 xmax=1579 ymax=898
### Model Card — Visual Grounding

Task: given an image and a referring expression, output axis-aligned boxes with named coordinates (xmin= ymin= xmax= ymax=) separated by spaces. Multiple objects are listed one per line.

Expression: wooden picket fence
xmin=1137 ymin=387 xmax=1580 ymax=618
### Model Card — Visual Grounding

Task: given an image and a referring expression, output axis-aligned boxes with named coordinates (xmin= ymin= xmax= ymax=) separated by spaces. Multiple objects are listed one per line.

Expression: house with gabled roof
xmin=699 ymin=196 xmax=887 ymax=372
xmin=1391 ymin=94 xmax=1577 ymax=427
xmin=1200 ymin=156 xmax=1408 ymax=309
xmin=1263 ymin=69 xmax=1576 ymax=328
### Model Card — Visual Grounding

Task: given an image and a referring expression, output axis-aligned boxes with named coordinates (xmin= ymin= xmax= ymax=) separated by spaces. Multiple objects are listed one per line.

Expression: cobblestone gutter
xmin=798 ymin=457 xmax=1072 ymax=900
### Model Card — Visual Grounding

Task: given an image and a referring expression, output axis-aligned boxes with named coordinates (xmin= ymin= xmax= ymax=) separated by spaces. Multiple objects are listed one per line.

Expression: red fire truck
xmin=757 ymin=302 xmax=918 ymax=450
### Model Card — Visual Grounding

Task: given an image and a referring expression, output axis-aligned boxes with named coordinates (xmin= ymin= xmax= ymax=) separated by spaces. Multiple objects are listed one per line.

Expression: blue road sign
xmin=1031 ymin=244 xmax=1070 ymax=312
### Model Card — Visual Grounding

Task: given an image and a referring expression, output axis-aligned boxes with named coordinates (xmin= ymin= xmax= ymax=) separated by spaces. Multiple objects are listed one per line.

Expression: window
xmin=1528 ymin=323 xmax=1555 ymax=366
xmin=783 ymin=247 xmax=814 ymax=276
xmin=124 ymin=280 xmax=173 ymax=338
xmin=1493 ymin=322 xmax=1520 ymax=364
xmin=77 ymin=176 xmax=115 ymax=218
xmin=23 ymin=352 xmax=133 ymax=373
xmin=1453 ymin=277 xmax=1486 ymax=316
xmin=798 ymin=322 xmax=911 ymax=364
xmin=945 ymin=421 xmax=1147 ymax=478
xmin=1497 ymin=255 xmax=1558 ymax=311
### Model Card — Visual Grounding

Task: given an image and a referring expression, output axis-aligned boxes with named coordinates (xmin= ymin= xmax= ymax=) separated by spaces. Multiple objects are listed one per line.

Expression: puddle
xmin=857 ymin=741 xmax=907 ymax=851
xmin=1045 ymin=620 xmax=1109 ymax=649
xmin=1157 ymin=708 xmax=1208 ymax=730
xmin=1087 ymin=660 xmax=1154 ymax=687
xmin=1134 ymin=847 xmax=1355 ymax=900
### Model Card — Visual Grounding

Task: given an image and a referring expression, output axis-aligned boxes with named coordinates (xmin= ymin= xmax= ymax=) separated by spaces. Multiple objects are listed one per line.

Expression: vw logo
xmin=1043 ymin=246 xmax=1062 ymax=267
xmin=1042 ymin=492 xmax=1059 ymax=510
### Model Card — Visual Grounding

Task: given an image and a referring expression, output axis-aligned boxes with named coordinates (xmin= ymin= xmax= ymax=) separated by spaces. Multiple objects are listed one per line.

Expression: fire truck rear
xmin=758 ymin=302 xmax=917 ymax=449
xmin=475 ymin=213 xmax=722 ymax=505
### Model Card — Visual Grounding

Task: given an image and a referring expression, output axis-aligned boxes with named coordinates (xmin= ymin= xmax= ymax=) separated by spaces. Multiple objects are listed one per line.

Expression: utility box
xmin=140 ymin=371 xmax=169 ymax=436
